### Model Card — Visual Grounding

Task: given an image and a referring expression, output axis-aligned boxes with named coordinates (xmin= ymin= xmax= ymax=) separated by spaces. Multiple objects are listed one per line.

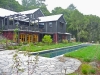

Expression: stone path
xmin=0 ymin=50 xmax=81 ymax=75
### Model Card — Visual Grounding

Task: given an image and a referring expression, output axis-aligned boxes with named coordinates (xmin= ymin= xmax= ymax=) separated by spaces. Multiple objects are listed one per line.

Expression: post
xmin=7 ymin=16 xmax=9 ymax=29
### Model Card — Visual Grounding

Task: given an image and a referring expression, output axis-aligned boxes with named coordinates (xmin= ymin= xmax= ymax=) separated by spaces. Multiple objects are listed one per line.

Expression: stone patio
xmin=0 ymin=50 xmax=81 ymax=75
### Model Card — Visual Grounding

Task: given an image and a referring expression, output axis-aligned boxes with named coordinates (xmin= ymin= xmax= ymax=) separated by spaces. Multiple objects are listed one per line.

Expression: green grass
xmin=19 ymin=42 xmax=81 ymax=52
xmin=64 ymin=45 xmax=100 ymax=62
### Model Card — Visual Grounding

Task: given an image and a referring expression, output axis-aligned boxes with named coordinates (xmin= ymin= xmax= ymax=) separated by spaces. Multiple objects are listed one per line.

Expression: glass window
xmin=49 ymin=22 xmax=52 ymax=27
xmin=39 ymin=23 xmax=44 ymax=28
xmin=30 ymin=14 xmax=32 ymax=18
xmin=60 ymin=22 xmax=64 ymax=29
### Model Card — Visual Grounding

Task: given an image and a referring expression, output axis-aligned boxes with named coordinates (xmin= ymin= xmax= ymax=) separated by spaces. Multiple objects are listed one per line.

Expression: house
xmin=0 ymin=8 xmax=71 ymax=43
xmin=19 ymin=8 xmax=44 ymax=19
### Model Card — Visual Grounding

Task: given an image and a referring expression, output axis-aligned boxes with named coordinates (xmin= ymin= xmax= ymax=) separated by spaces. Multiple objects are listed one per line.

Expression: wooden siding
xmin=57 ymin=16 xmax=66 ymax=33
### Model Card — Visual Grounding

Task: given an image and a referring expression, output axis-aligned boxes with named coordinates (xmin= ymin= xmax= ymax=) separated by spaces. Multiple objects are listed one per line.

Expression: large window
xmin=39 ymin=23 xmax=44 ymax=28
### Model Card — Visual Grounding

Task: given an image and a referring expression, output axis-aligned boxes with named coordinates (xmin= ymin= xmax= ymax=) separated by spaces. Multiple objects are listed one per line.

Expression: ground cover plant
xmin=64 ymin=45 xmax=100 ymax=75
xmin=19 ymin=42 xmax=81 ymax=52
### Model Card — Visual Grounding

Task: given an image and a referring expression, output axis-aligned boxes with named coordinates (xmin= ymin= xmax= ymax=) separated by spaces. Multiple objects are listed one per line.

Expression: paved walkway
xmin=0 ymin=50 xmax=81 ymax=75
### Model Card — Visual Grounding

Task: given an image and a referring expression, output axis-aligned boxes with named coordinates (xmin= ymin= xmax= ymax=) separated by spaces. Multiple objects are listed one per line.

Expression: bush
xmin=42 ymin=35 xmax=52 ymax=45
xmin=19 ymin=46 xmax=27 ymax=51
xmin=37 ymin=42 xmax=44 ymax=46
xmin=13 ymin=46 xmax=19 ymax=49
xmin=62 ymin=39 xmax=68 ymax=44
xmin=89 ymin=68 xmax=96 ymax=74
xmin=7 ymin=46 xmax=14 ymax=50
xmin=81 ymin=64 xmax=91 ymax=74
xmin=29 ymin=42 xmax=34 ymax=46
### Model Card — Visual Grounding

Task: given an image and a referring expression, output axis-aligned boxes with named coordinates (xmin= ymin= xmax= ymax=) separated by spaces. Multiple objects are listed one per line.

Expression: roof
xmin=19 ymin=8 xmax=39 ymax=14
xmin=39 ymin=14 xmax=63 ymax=22
xmin=0 ymin=8 xmax=17 ymax=17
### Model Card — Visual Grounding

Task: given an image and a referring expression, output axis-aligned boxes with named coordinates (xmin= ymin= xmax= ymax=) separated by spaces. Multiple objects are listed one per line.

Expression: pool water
xmin=32 ymin=44 xmax=91 ymax=58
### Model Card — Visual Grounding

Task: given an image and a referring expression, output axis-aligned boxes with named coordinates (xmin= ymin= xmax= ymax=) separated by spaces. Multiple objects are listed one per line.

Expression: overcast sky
xmin=16 ymin=0 xmax=100 ymax=17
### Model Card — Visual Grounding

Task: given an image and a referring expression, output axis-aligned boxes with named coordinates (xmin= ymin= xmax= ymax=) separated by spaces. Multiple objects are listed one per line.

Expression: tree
xmin=0 ymin=0 xmax=23 ymax=12
xmin=36 ymin=0 xmax=46 ymax=7
xmin=22 ymin=0 xmax=46 ymax=10
xmin=67 ymin=4 xmax=76 ymax=11
xmin=40 ymin=6 xmax=51 ymax=16
xmin=52 ymin=7 xmax=64 ymax=15
xmin=22 ymin=0 xmax=37 ymax=10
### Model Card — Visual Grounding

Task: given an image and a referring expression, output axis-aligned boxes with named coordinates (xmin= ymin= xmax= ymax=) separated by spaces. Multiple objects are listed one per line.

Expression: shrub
xmin=20 ymin=46 xmax=27 ymax=51
xmin=37 ymin=42 xmax=44 ymax=46
xmin=7 ymin=46 xmax=14 ymax=50
xmin=89 ymin=68 xmax=96 ymax=74
xmin=23 ymin=42 xmax=28 ymax=45
xmin=13 ymin=46 xmax=19 ymax=49
xmin=42 ymin=35 xmax=52 ymax=45
xmin=29 ymin=42 xmax=34 ymax=46
xmin=81 ymin=64 xmax=91 ymax=74
xmin=62 ymin=39 xmax=68 ymax=44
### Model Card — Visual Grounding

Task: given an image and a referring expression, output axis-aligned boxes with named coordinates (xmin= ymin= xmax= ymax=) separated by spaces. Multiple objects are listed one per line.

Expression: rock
xmin=89 ymin=62 xmax=98 ymax=68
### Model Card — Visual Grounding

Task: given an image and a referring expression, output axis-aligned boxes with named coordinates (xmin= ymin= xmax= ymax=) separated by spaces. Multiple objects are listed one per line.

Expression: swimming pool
xmin=32 ymin=44 xmax=91 ymax=58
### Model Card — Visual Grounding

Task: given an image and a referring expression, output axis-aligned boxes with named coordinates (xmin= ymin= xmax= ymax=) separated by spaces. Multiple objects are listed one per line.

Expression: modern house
xmin=0 ymin=8 xmax=71 ymax=43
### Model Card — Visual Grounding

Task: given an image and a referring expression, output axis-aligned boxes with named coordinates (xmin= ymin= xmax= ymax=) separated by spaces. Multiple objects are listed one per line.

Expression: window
xmin=30 ymin=14 xmax=33 ymax=18
xmin=39 ymin=23 xmax=44 ymax=28
xmin=60 ymin=21 xmax=64 ymax=29
xmin=49 ymin=22 xmax=52 ymax=27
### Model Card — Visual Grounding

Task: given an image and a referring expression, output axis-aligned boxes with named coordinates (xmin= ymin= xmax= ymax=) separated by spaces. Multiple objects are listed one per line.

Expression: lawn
xmin=19 ymin=42 xmax=81 ymax=52
xmin=64 ymin=45 xmax=100 ymax=62
xmin=64 ymin=45 xmax=100 ymax=75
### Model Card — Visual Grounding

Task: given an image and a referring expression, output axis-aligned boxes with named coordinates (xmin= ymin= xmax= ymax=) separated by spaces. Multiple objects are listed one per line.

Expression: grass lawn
xmin=64 ymin=45 xmax=100 ymax=75
xmin=19 ymin=42 xmax=81 ymax=52
xmin=64 ymin=45 xmax=100 ymax=62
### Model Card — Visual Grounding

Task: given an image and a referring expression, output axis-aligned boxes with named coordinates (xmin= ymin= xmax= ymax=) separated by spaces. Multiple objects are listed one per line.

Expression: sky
xmin=16 ymin=0 xmax=100 ymax=17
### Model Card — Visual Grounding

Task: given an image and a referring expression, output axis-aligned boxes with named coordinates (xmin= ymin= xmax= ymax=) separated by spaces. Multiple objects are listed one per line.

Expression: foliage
xmin=81 ymin=63 xmax=96 ymax=75
xmin=81 ymin=64 xmax=91 ymax=74
xmin=6 ymin=45 xmax=20 ymax=50
xmin=0 ymin=0 xmax=23 ymax=12
xmin=12 ymin=51 xmax=24 ymax=75
xmin=19 ymin=42 xmax=80 ymax=52
xmin=42 ymin=35 xmax=52 ymax=45
xmin=64 ymin=45 xmax=100 ymax=62
xmin=22 ymin=0 xmax=46 ymax=10
xmin=89 ymin=68 xmax=96 ymax=74
xmin=67 ymin=4 xmax=76 ymax=11
xmin=40 ymin=6 xmax=51 ymax=16
xmin=29 ymin=42 xmax=34 ymax=46
xmin=62 ymin=39 xmax=68 ymax=44
xmin=36 ymin=42 xmax=44 ymax=46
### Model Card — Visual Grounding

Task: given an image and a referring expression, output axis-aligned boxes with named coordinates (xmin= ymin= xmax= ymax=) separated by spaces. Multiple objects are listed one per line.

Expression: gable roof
xmin=19 ymin=8 xmax=39 ymax=14
xmin=0 ymin=8 xmax=17 ymax=17
xmin=39 ymin=14 xmax=63 ymax=22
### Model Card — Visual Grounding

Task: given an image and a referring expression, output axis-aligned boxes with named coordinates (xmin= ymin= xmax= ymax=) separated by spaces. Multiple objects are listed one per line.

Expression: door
xmin=20 ymin=34 xmax=26 ymax=43
xmin=33 ymin=34 xmax=38 ymax=42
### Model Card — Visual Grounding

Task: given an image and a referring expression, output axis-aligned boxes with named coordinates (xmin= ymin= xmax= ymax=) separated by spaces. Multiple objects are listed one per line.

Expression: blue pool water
xmin=32 ymin=44 xmax=91 ymax=58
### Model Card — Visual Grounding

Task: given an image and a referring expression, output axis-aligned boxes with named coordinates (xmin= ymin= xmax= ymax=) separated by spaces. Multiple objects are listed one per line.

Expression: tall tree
xmin=0 ymin=0 xmax=23 ymax=12
xmin=40 ymin=6 xmax=51 ymax=16
xmin=52 ymin=7 xmax=64 ymax=15
xmin=22 ymin=0 xmax=46 ymax=10
xmin=67 ymin=4 xmax=76 ymax=11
